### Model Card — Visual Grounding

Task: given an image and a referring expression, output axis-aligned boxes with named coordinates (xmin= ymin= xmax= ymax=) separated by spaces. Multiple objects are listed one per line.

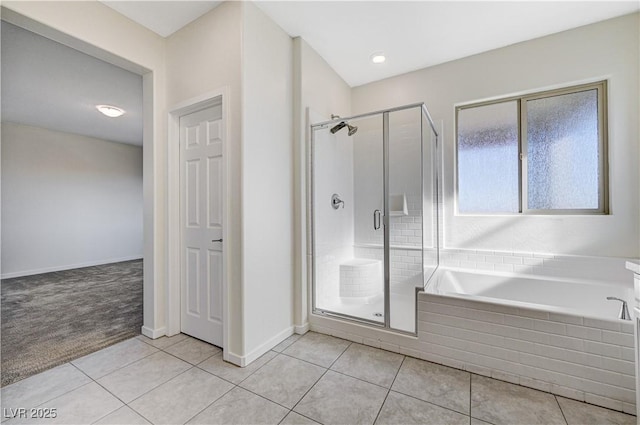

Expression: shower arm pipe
xmin=313 ymin=102 xmax=437 ymax=133
xmin=420 ymin=103 xmax=439 ymax=138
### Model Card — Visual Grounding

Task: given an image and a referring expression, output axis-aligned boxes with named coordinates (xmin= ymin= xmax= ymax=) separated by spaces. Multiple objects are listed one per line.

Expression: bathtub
xmin=419 ymin=267 xmax=636 ymax=414
xmin=426 ymin=267 xmax=634 ymax=321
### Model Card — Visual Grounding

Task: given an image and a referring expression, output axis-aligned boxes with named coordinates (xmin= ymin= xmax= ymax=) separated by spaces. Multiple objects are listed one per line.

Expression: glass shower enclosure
xmin=310 ymin=103 xmax=439 ymax=334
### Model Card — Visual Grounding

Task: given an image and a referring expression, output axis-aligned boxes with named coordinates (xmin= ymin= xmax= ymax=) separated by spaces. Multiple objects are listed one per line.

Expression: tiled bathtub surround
xmin=439 ymin=248 xmax=632 ymax=285
xmin=311 ymin=293 xmax=636 ymax=415
xmin=419 ymin=294 xmax=636 ymax=413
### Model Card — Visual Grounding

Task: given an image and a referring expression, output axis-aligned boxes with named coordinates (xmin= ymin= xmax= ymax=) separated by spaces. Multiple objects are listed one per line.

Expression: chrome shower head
xmin=330 ymin=121 xmax=357 ymax=136
xmin=330 ymin=121 xmax=347 ymax=134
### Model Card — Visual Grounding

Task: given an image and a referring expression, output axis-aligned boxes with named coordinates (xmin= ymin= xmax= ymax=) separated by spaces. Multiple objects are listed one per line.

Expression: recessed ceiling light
xmin=96 ymin=105 xmax=125 ymax=118
xmin=370 ymin=52 xmax=386 ymax=64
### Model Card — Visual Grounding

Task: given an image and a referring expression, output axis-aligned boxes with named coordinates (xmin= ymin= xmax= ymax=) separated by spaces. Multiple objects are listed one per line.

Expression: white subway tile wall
xmin=355 ymin=246 xmax=423 ymax=286
xmin=339 ymin=260 xmax=382 ymax=298
xmin=439 ymin=248 xmax=631 ymax=284
xmin=389 ymin=195 xmax=422 ymax=246
xmin=315 ymin=245 xmax=353 ymax=305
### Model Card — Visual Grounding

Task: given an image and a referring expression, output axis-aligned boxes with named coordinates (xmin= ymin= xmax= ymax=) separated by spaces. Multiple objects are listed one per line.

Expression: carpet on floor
xmin=1 ymin=260 xmax=143 ymax=387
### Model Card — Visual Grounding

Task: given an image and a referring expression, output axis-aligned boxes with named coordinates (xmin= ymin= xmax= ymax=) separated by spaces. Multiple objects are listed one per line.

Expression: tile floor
xmin=0 ymin=331 xmax=636 ymax=425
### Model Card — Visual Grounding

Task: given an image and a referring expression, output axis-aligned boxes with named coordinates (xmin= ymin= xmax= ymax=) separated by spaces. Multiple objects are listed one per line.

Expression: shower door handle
xmin=373 ymin=209 xmax=381 ymax=230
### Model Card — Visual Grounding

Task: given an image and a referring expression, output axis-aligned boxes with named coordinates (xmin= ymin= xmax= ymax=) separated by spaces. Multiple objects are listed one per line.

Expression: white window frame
xmin=455 ymin=80 xmax=609 ymax=215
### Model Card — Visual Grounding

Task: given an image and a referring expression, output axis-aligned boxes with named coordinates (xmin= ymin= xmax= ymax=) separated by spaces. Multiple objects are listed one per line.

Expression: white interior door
xmin=180 ymin=105 xmax=224 ymax=346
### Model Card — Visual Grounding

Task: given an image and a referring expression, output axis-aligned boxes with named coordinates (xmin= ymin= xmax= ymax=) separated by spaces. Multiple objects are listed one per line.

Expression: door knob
xmin=212 ymin=239 xmax=223 ymax=243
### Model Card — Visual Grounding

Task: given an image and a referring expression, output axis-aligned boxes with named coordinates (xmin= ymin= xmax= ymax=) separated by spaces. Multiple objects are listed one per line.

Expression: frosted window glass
xmin=458 ymin=101 xmax=519 ymax=213
xmin=527 ymin=90 xmax=599 ymax=209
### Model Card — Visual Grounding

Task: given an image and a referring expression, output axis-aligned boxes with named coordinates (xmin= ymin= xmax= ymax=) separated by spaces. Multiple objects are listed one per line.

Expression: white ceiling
xmin=3 ymin=1 xmax=637 ymax=146
xmin=101 ymin=1 xmax=222 ymax=37
xmin=255 ymin=1 xmax=640 ymax=87
xmin=1 ymin=21 xmax=143 ymax=146
xmin=98 ymin=1 xmax=638 ymax=87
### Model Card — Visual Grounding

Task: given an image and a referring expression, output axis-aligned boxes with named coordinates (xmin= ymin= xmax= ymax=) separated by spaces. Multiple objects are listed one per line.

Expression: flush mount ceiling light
xmin=370 ymin=52 xmax=386 ymax=64
xmin=96 ymin=105 xmax=125 ymax=118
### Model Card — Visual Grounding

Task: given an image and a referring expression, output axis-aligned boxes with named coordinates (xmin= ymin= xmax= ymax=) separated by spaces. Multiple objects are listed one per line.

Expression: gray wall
xmin=2 ymin=122 xmax=143 ymax=278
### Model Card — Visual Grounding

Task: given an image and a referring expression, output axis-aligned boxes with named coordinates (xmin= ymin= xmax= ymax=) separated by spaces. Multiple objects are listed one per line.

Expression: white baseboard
xmin=225 ymin=326 xmax=295 ymax=367
xmin=294 ymin=322 xmax=310 ymax=334
xmin=141 ymin=326 xmax=166 ymax=339
xmin=1 ymin=256 xmax=143 ymax=279
xmin=224 ymin=351 xmax=244 ymax=367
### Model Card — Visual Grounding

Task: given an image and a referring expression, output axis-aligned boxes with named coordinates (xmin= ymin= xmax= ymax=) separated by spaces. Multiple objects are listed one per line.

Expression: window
xmin=456 ymin=81 xmax=608 ymax=214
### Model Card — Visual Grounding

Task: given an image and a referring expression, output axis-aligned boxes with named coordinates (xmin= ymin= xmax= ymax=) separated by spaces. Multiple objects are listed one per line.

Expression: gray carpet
xmin=1 ymin=260 xmax=143 ymax=387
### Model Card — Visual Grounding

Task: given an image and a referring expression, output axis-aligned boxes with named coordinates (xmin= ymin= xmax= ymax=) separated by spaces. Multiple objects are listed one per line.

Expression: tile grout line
xmin=177 ymin=381 xmax=236 ymax=425
xmin=67 ymin=363 xmax=131 ymax=424
xmin=2 ymin=335 xmax=149 ymax=404
xmin=288 ymin=361 xmax=331 ymax=417
xmin=372 ymin=354 xmax=406 ymax=425
xmin=136 ymin=340 xmax=293 ymax=424
xmin=3 ymin=336 xmax=161 ymax=423
xmin=177 ymin=349 xmax=286 ymax=425
xmin=287 ymin=339 xmax=352 ymax=421
xmin=74 ymin=338 xmax=163 ymax=381
xmin=124 ymin=364 xmax=198 ymax=405
xmin=1 ymin=366 xmax=90 ymax=415
xmin=553 ymin=395 xmax=569 ymax=425
xmin=469 ymin=371 xmax=472 ymax=422
xmin=234 ymin=351 xmax=281 ymax=387
xmin=391 ymin=383 xmax=477 ymax=419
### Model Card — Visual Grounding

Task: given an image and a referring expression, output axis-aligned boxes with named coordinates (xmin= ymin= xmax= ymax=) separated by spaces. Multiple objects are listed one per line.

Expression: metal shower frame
xmin=309 ymin=102 xmax=439 ymax=336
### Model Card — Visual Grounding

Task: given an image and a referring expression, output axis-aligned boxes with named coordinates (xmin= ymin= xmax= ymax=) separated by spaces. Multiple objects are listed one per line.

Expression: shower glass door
xmin=312 ymin=114 xmax=386 ymax=325
xmin=311 ymin=103 xmax=437 ymax=334
xmin=388 ymin=107 xmax=424 ymax=332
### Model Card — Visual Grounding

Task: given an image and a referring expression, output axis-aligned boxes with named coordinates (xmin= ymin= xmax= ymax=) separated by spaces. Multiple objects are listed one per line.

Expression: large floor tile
xmin=272 ymin=334 xmax=301 ymax=353
xmin=1 ymin=363 xmax=91 ymax=413
xmin=331 ymin=343 xmax=404 ymax=388
xmin=72 ymin=338 xmax=158 ymax=379
xmin=283 ymin=332 xmax=350 ymax=368
xmin=375 ymin=391 xmax=469 ymax=425
xmin=279 ymin=411 xmax=320 ymax=425
xmin=240 ymin=354 xmax=325 ymax=408
xmin=391 ymin=357 xmax=470 ymax=415
xmin=137 ymin=334 xmax=188 ymax=350
xmin=8 ymin=382 xmax=122 ymax=424
xmin=164 ymin=337 xmax=221 ymax=365
xmin=557 ymin=396 xmax=636 ymax=425
xmin=186 ymin=387 xmax=288 ymax=425
xmin=294 ymin=370 xmax=388 ymax=425
xmin=471 ymin=374 xmax=565 ymax=425
xmin=129 ymin=367 xmax=233 ymax=424
xmin=93 ymin=406 xmax=151 ymax=425
xmin=97 ymin=352 xmax=190 ymax=403
xmin=198 ymin=351 xmax=276 ymax=384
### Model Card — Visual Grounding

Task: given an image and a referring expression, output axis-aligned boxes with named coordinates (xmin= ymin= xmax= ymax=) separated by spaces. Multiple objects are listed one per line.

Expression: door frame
xmin=0 ymin=6 xmax=164 ymax=337
xmin=167 ymin=87 xmax=230 ymax=355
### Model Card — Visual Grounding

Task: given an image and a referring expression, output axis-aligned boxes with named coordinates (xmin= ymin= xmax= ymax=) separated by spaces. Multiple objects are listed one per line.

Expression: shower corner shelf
xmin=389 ymin=193 xmax=408 ymax=216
